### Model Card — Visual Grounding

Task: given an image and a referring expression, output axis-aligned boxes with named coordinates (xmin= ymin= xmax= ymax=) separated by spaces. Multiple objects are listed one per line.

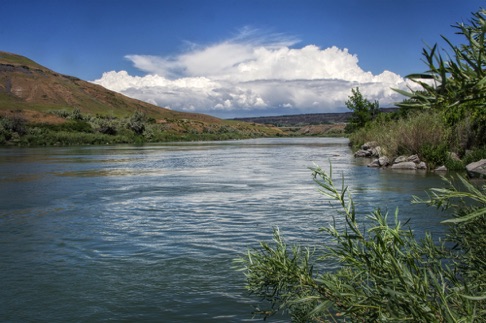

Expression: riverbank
xmin=348 ymin=110 xmax=486 ymax=176
xmin=0 ymin=108 xmax=285 ymax=146
xmin=352 ymin=140 xmax=486 ymax=179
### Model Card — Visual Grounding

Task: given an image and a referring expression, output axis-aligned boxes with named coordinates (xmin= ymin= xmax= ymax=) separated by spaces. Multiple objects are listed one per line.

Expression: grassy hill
xmin=0 ymin=51 xmax=283 ymax=145
xmin=0 ymin=51 xmax=221 ymax=121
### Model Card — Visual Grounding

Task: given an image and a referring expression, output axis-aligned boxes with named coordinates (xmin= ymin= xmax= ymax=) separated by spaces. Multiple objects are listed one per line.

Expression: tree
xmin=237 ymin=165 xmax=485 ymax=322
xmin=344 ymin=87 xmax=380 ymax=133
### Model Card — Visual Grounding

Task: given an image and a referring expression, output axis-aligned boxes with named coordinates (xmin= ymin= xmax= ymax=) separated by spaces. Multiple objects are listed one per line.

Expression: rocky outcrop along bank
xmin=353 ymin=142 xmax=482 ymax=175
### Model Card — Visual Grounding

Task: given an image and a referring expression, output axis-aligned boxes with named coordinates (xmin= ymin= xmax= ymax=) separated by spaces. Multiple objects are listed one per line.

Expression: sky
xmin=2 ymin=0 xmax=484 ymax=118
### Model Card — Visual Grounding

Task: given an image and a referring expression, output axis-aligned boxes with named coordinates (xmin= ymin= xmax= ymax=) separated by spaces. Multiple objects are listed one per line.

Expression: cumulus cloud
xmin=92 ymin=31 xmax=414 ymax=117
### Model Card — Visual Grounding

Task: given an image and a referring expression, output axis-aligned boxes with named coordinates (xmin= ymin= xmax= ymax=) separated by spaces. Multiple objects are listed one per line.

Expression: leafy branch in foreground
xmin=236 ymin=165 xmax=485 ymax=322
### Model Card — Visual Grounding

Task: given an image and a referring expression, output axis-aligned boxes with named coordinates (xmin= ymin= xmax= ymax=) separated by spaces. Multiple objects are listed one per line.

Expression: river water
xmin=0 ymin=138 xmax=449 ymax=322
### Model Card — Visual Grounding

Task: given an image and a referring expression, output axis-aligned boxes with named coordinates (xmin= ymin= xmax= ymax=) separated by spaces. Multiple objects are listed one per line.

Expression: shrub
xmin=0 ymin=114 xmax=27 ymax=136
xmin=463 ymin=147 xmax=486 ymax=166
xmin=419 ymin=143 xmax=448 ymax=169
xmin=127 ymin=110 xmax=146 ymax=135
xmin=43 ymin=120 xmax=93 ymax=133
xmin=96 ymin=119 xmax=118 ymax=135
xmin=69 ymin=107 xmax=83 ymax=121
xmin=237 ymin=165 xmax=485 ymax=322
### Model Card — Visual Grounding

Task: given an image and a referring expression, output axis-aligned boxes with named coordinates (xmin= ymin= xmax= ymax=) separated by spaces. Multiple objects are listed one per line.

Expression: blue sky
xmin=2 ymin=0 xmax=484 ymax=118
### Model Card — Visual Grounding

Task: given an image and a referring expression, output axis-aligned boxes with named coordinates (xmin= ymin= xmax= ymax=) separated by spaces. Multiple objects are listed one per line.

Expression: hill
xmin=0 ymin=51 xmax=220 ymax=123
xmin=0 ymin=51 xmax=282 ymax=145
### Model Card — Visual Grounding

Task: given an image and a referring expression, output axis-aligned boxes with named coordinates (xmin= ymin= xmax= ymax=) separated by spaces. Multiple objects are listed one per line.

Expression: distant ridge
xmin=232 ymin=108 xmax=399 ymax=126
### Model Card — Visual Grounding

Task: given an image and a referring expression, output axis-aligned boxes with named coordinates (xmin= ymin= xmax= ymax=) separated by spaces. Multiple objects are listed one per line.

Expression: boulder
xmin=393 ymin=156 xmax=408 ymax=164
xmin=367 ymin=159 xmax=381 ymax=167
xmin=370 ymin=146 xmax=382 ymax=157
xmin=391 ymin=162 xmax=417 ymax=170
xmin=361 ymin=141 xmax=379 ymax=150
xmin=355 ymin=149 xmax=372 ymax=158
xmin=466 ymin=159 xmax=486 ymax=179
xmin=354 ymin=142 xmax=382 ymax=158
xmin=416 ymin=162 xmax=427 ymax=170
xmin=407 ymin=154 xmax=421 ymax=164
xmin=435 ymin=165 xmax=448 ymax=172
xmin=378 ymin=156 xmax=390 ymax=167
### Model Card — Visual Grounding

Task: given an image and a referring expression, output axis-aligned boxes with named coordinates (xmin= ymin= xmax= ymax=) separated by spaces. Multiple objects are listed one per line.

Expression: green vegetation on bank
xmin=0 ymin=108 xmax=282 ymax=146
xmin=347 ymin=9 xmax=486 ymax=169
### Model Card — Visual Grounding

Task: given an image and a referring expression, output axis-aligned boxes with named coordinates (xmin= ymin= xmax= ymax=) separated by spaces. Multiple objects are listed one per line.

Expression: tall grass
xmin=349 ymin=111 xmax=449 ymax=158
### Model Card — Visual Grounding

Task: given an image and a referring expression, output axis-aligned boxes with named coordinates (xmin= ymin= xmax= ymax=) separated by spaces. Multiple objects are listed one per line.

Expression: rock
xmin=466 ymin=159 xmax=486 ymax=179
xmin=391 ymin=162 xmax=417 ymax=170
xmin=378 ymin=156 xmax=390 ymax=167
xmin=368 ymin=159 xmax=381 ymax=167
xmin=361 ymin=141 xmax=379 ymax=150
xmin=435 ymin=165 xmax=448 ymax=172
xmin=417 ymin=162 xmax=427 ymax=170
xmin=354 ymin=142 xmax=382 ymax=158
xmin=354 ymin=149 xmax=372 ymax=158
xmin=407 ymin=154 xmax=421 ymax=164
xmin=370 ymin=146 xmax=382 ymax=157
xmin=393 ymin=156 xmax=408 ymax=164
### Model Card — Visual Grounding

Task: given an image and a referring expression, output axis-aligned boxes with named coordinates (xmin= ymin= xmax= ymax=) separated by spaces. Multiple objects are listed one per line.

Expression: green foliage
xmin=127 ymin=110 xmax=146 ymax=135
xmin=349 ymin=110 xmax=449 ymax=158
xmin=419 ymin=143 xmax=448 ymax=169
xmin=69 ymin=107 xmax=83 ymax=121
xmin=237 ymin=165 xmax=485 ymax=322
xmin=0 ymin=113 xmax=27 ymax=137
xmin=395 ymin=8 xmax=486 ymax=149
xmin=463 ymin=147 xmax=486 ymax=166
xmin=42 ymin=120 xmax=93 ymax=133
xmin=413 ymin=176 xmax=486 ymax=289
xmin=344 ymin=87 xmax=380 ymax=133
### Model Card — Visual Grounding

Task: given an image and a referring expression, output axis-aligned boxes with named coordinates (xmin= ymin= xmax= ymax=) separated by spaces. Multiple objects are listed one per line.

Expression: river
xmin=0 ymin=138 xmax=449 ymax=322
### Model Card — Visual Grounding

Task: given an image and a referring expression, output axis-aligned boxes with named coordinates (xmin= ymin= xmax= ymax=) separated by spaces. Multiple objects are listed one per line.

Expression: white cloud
xmin=92 ymin=31 xmax=414 ymax=117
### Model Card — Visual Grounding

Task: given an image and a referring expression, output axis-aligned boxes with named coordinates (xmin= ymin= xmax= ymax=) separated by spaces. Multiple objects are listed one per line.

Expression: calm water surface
xmin=0 ymin=138 xmax=448 ymax=322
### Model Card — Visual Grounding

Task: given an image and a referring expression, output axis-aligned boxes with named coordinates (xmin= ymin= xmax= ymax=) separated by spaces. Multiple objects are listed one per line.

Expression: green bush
xmin=419 ymin=143 xmax=448 ymax=169
xmin=69 ymin=107 xmax=83 ymax=121
xmin=237 ymin=165 xmax=485 ymax=322
xmin=344 ymin=87 xmax=380 ymax=133
xmin=21 ymin=131 xmax=132 ymax=146
xmin=463 ymin=147 xmax=486 ymax=166
xmin=96 ymin=119 xmax=118 ymax=135
xmin=42 ymin=120 xmax=93 ymax=133
xmin=0 ymin=114 xmax=27 ymax=136
xmin=127 ymin=110 xmax=146 ymax=135
xmin=444 ymin=157 xmax=465 ymax=171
